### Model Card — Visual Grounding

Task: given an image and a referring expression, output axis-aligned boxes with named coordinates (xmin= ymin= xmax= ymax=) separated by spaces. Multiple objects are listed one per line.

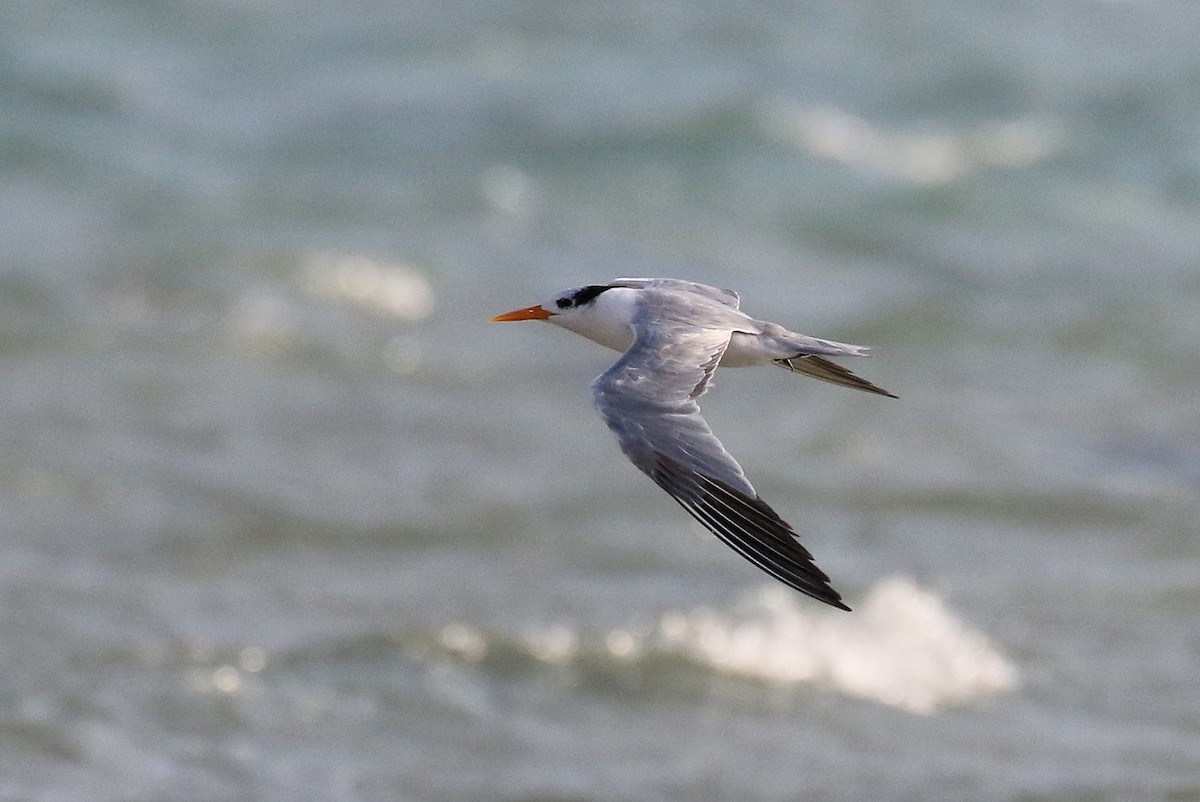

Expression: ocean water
xmin=3 ymin=2 xmax=1199 ymax=800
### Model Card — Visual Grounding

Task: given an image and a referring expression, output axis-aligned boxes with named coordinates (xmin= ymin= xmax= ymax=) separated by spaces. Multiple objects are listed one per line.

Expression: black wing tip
xmin=806 ymin=583 xmax=854 ymax=614
xmin=742 ymin=490 xmax=852 ymax=611
xmin=767 ymin=549 xmax=852 ymax=611
xmin=649 ymin=452 xmax=852 ymax=611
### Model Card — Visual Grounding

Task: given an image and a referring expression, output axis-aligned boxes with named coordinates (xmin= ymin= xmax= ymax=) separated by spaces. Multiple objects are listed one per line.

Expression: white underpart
xmin=721 ymin=331 xmax=785 ymax=367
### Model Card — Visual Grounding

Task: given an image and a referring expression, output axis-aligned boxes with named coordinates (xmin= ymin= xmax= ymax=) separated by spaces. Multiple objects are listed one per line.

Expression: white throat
xmin=549 ymin=286 xmax=639 ymax=354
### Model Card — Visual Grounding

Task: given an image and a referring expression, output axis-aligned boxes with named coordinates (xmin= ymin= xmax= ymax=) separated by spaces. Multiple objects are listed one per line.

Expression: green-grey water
xmin=3 ymin=2 xmax=1199 ymax=799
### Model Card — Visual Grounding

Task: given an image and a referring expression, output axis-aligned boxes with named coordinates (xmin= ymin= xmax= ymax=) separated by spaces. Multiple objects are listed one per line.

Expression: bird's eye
xmin=555 ymin=297 xmax=572 ymax=309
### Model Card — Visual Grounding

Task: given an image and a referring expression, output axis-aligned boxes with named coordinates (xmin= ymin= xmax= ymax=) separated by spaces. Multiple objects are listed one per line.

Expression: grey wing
xmin=591 ymin=321 xmax=849 ymax=610
xmin=612 ymin=277 xmax=740 ymax=309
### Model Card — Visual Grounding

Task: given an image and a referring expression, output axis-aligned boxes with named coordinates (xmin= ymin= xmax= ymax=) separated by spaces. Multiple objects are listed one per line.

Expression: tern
xmin=491 ymin=278 xmax=895 ymax=610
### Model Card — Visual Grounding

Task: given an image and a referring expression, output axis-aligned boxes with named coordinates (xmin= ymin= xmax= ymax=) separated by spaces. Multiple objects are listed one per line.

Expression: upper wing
xmin=611 ymin=277 xmax=741 ymax=309
xmin=590 ymin=296 xmax=848 ymax=610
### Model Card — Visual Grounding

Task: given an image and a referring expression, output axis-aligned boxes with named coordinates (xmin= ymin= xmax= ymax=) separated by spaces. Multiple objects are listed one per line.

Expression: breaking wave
xmin=757 ymin=98 xmax=1064 ymax=185
xmin=433 ymin=577 xmax=1018 ymax=715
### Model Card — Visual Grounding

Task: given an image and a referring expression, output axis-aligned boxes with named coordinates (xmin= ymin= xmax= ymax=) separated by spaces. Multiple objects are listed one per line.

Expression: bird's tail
xmin=774 ymin=354 xmax=897 ymax=398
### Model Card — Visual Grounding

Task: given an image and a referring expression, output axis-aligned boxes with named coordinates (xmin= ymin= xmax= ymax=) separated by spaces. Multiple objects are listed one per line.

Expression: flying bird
xmin=491 ymin=278 xmax=895 ymax=610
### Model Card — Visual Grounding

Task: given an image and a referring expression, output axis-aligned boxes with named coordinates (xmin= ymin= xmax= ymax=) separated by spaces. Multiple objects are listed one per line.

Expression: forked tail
xmin=775 ymin=354 xmax=898 ymax=398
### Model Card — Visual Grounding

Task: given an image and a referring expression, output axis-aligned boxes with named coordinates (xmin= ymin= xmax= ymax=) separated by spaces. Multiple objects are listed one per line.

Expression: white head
xmin=490 ymin=283 xmax=637 ymax=353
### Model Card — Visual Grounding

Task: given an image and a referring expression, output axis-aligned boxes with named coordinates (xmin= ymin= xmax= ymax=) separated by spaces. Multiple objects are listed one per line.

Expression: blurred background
xmin=3 ymin=2 xmax=1199 ymax=800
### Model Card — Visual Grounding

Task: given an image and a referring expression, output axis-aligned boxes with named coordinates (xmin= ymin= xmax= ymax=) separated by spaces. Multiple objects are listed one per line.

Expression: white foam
xmin=757 ymin=98 xmax=1064 ymax=185
xmin=445 ymin=578 xmax=1018 ymax=714
xmin=652 ymin=578 xmax=1018 ymax=714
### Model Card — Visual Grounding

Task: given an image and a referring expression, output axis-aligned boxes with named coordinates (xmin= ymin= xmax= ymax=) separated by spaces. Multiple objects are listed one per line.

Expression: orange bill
xmin=490 ymin=304 xmax=553 ymax=322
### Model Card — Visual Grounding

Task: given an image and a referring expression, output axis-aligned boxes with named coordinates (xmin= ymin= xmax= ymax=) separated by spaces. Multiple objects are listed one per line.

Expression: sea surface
xmin=2 ymin=2 xmax=1199 ymax=800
